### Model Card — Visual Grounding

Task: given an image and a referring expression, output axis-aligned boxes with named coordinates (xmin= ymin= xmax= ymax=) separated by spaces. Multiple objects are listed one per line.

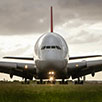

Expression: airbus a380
xmin=1 ymin=7 xmax=102 ymax=84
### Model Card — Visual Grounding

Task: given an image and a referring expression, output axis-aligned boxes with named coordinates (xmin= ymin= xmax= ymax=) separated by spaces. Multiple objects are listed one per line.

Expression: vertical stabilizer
xmin=51 ymin=6 xmax=53 ymax=32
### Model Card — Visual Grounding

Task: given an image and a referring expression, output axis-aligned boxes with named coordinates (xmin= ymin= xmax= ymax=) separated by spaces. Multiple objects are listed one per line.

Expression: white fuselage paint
xmin=34 ymin=32 xmax=69 ymax=78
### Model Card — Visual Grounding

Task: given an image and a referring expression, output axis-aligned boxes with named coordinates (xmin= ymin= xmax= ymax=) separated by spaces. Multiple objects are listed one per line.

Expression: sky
xmin=0 ymin=0 xmax=102 ymax=81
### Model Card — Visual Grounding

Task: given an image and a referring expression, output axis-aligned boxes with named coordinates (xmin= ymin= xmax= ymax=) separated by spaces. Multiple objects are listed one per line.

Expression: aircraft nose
xmin=41 ymin=50 xmax=63 ymax=60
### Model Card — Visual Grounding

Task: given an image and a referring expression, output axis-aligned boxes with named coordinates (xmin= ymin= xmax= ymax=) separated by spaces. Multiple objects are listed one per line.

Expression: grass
xmin=0 ymin=82 xmax=101 ymax=102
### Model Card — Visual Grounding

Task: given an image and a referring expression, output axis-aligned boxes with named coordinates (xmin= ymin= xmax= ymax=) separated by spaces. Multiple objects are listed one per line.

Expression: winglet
xmin=51 ymin=6 xmax=53 ymax=32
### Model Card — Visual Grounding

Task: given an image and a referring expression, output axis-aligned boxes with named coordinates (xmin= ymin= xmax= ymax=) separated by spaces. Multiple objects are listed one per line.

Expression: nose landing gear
xmin=74 ymin=77 xmax=85 ymax=85
xmin=48 ymin=71 xmax=56 ymax=84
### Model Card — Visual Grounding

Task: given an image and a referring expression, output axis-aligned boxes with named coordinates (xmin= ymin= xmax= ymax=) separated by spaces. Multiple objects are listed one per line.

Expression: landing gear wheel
xmin=37 ymin=79 xmax=45 ymax=84
xmin=62 ymin=79 xmax=65 ymax=84
xmin=25 ymin=79 xmax=30 ymax=84
xmin=74 ymin=78 xmax=84 ymax=85
xmin=22 ymin=79 xmax=30 ymax=84
xmin=59 ymin=79 xmax=68 ymax=84
xmin=40 ymin=79 xmax=43 ymax=84
xmin=52 ymin=81 xmax=56 ymax=84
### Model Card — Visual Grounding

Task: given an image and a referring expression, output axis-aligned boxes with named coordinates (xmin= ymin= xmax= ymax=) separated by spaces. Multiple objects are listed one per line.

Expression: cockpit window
xmin=51 ymin=46 xmax=55 ymax=49
xmin=41 ymin=46 xmax=61 ymax=50
xmin=41 ymin=46 xmax=46 ymax=50
xmin=56 ymin=46 xmax=61 ymax=50
xmin=46 ymin=46 xmax=50 ymax=49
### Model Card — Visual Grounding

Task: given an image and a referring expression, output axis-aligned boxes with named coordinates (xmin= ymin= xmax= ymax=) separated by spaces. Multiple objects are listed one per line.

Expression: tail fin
xmin=51 ymin=6 xmax=53 ymax=32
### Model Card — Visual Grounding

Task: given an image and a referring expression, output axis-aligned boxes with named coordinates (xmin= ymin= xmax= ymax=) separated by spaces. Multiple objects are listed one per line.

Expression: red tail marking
xmin=51 ymin=6 xmax=53 ymax=32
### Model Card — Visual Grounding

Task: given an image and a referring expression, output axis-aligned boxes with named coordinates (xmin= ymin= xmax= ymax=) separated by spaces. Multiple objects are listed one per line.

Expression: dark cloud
xmin=57 ymin=0 xmax=102 ymax=20
xmin=0 ymin=0 xmax=101 ymax=35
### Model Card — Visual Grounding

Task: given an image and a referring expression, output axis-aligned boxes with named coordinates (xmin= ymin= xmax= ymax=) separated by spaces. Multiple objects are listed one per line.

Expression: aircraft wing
xmin=67 ymin=60 xmax=102 ymax=79
xmin=69 ymin=55 xmax=102 ymax=60
xmin=0 ymin=61 xmax=36 ymax=80
xmin=3 ymin=56 xmax=33 ymax=60
xmin=3 ymin=55 xmax=102 ymax=60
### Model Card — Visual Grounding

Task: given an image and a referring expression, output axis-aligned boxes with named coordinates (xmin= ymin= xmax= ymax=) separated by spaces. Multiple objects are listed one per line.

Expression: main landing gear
xmin=59 ymin=79 xmax=68 ymax=84
xmin=74 ymin=77 xmax=84 ymax=85
xmin=22 ymin=78 xmax=30 ymax=84
xmin=37 ymin=79 xmax=46 ymax=84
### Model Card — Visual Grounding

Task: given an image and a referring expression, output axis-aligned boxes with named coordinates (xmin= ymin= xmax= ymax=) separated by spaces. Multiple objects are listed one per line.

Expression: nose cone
xmin=42 ymin=49 xmax=62 ymax=60
xmin=40 ymin=33 xmax=63 ymax=60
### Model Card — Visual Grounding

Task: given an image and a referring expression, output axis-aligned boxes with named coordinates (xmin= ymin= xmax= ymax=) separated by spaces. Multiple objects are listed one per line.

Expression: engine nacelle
xmin=92 ymin=72 xmax=95 ymax=77
xmin=9 ymin=68 xmax=14 ymax=79
xmin=10 ymin=73 xmax=13 ymax=79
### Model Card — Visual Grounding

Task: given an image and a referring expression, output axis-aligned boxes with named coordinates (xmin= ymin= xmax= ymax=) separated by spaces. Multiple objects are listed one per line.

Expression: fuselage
xmin=34 ymin=32 xmax=69 ymax=79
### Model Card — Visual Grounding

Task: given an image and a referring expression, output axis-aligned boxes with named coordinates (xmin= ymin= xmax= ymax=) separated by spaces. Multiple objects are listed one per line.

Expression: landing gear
xmin=59 ymin=79 xmax=68 ymax=84
xmin=22 ymin=78 xmax=30 ymax=84
xmin=40 ymin=79 xmax=43 ymax=84
xmin=37 ymin=79 xmax=45 ymax=84
xmin=47 ymin=80 xmax=56 ymax=84
xmin=25 ymin=79 xmax=30 ymax=84
xmin=74 ymin=78 xmax=84 ymax=85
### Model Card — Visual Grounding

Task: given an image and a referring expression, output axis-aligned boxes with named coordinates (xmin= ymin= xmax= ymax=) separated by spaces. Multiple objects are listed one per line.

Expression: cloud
xmin=0 ymin=0 xmax=101 ymax=35
xmin=0 ymin=34 xmax=40 ymax=58
xmin=0 ymin=0 xmax=54 ymax=35
xmin=67 ymin=30 xmax=102 ymax=44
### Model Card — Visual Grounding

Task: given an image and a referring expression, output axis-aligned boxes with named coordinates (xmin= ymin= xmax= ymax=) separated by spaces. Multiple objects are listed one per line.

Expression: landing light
xmin=76 ymin=64 xmax=79 ymax=68
xmin=49 ymin=72 xmax=52 ymax=74
xmin=52 ymin=72 xmax=54 ymax=74
xmin=48 ymin=71 xmax=55 ymax=75
xmin=25 ymin=65 xmax=28 ymax=69
xmin=49 ymin=76 xmax=54 ymax=81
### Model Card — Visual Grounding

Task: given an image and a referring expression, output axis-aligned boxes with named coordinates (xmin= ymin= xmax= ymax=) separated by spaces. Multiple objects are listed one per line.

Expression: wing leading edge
xmin=3 ymin=57 xmax=34 ymax=60
xmin=3 ymin=55 xmax=102 ymax=60
xmin=69 ymin=55 xmax=102 ymax=60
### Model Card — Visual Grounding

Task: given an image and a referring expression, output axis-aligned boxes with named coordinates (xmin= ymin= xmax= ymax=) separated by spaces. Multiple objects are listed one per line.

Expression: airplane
xmin=1 ymin=6 xmax=102 ymax=84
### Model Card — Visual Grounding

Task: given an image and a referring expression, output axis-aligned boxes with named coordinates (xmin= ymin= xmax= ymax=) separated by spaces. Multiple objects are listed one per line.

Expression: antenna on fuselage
xmin=51 ymin=6 xmax=53 ymax=32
